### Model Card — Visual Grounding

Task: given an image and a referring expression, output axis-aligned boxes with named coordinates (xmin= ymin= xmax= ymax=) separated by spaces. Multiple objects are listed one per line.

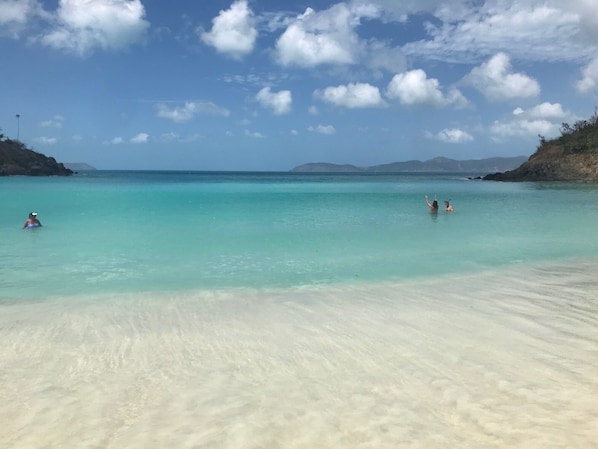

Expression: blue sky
xmin=1 ymin=0 xmax=598 ymax=170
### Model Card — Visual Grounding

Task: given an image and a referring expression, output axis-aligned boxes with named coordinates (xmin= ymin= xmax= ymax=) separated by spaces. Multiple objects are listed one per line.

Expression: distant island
xmin=484 ymin=110 xmax=598 ymax=182
xmin=63 ymin=162 xmax=96 ymax=171
xmin=292 ymin=156 xmax=528 ymax=174
xmin=0 ymin=137 xmax=73 ymax=176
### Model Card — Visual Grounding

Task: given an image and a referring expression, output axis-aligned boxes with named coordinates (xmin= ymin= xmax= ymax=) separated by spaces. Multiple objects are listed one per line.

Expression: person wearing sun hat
xmin=23 ymin=212 xmax=42 ymax=228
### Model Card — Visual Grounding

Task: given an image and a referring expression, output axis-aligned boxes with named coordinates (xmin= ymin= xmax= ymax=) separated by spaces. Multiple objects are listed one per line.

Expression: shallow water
xmin=1 ymin=260 xmax=597 ymax=448
xmin=2 ymin=171 xmax=598 ymax=298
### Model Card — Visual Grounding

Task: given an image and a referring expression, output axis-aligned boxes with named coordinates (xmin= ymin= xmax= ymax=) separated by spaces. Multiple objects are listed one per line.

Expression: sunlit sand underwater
xmin=2 ymin=259 xmax=597 ymax=449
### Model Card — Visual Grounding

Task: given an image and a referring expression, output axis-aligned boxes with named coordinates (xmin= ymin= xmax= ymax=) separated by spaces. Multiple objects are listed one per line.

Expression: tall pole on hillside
xmin=16 ymin=114 xmax=20 ymax=140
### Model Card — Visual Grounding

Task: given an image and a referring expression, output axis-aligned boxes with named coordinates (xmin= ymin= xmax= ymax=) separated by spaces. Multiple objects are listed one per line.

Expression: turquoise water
xmin=2 ymin=171 xmax=598 ymax=449
xmin=1 ymin=171 xmax=598 ymax=298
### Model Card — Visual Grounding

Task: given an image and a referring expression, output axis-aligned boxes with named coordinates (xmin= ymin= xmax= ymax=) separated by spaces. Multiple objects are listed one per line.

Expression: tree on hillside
xmin=559 ymin=108 xmax=598 ymax=138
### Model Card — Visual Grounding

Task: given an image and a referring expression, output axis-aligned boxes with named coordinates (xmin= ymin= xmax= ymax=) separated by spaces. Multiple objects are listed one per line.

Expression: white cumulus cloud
xmin=386 ymin=69 xmax=466 ymax=108
xmin=130 ymin=132 xmax=149 ymax=144
xmin=364 ymin=40 xmax=408 ymax=75
xmin=40 ymin=0 xmax=149 ymax=56
xmin=401 ymin=1 xmax=595 ymax=63
xmin=159 ymin=132 xmax=203 ymax=143
xmin=156 ymin=102 xmax=230 ymax=122
xmin=40 ymin=115 xmax=64 ymax=128
xmin=463 ymin=52 xmax=540 ymax=101
xmin=517 ymin=102 xmax=566 ymax=119
xmin=33 ymin=136 xmax=58 ymax=144
xmin=0 ymin=0 xmax=45 ymax=38
xmin=432 ymin=128 xmax=474 ymax=144
xmin=245 ymin=129 xmax=265 ymax=138
xmin=561 ymin=0 xmax=598 ymax=44
xmin=274 ymin=4 xmax=358 ymax=68
xmin=576 ymin=57 xmax=598 ymax=94
xmin=488 ymin=101 xmax=572 ymax=141
xmin=315 ymin=83 xmax=386 ymax=108
xmin=490 ymin=119 xmax=555 ymax=141
xmin=200 ymin=0 xmax=257 ymax=60
xmin=272 ymin=2 xmax=406 ymax=73
xmin=308 ymin=124 xmax=336 ymax=135
xmin=255 ymin=87 xmax=292 ymax=115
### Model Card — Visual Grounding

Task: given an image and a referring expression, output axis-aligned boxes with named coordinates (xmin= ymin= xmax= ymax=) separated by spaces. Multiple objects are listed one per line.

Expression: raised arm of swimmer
xmin=425 ymin=195 xmax=439 ymax=213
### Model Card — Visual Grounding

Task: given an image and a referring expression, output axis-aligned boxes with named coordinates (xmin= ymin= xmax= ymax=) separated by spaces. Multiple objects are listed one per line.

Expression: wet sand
xmin=1 ymin=260 xmax=597 ymax=448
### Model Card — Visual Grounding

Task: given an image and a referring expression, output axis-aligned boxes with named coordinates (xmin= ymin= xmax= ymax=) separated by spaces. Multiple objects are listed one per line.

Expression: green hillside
xmin=484 ymin=110 xmax=598 ymax=182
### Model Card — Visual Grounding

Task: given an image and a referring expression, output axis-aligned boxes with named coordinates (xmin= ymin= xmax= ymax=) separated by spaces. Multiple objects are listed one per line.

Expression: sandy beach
xmin=2 ymin=260 xmax=597 ymax=448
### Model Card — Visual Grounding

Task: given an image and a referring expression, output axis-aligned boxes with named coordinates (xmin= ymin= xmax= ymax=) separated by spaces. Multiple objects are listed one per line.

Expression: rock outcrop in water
xmin=484 ymin=110 xmax=598 ymax=182
xmin=0 ymin=138 xmax=73 ymax=176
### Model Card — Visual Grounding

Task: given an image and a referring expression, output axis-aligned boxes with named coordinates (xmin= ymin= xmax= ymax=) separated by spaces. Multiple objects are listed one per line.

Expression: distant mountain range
xmin=292 ymin=156 xmax=528 ymax=173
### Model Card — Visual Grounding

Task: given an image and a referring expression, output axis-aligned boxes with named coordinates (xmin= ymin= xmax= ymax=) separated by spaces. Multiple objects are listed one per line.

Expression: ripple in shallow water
xmin=1 ymin=260 xmax=597 ymax=448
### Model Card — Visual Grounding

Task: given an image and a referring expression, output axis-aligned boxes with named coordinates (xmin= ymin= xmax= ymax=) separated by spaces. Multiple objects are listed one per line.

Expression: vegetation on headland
xmin=0 ymin=131 xmax=73 ymax=176
xmin=484 ymin=110 xmax=598 ymax=182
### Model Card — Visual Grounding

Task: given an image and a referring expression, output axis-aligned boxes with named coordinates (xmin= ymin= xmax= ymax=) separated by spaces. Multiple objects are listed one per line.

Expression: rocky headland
xmin=0 ymin=138 xmax=73 ymax=176
xmin=484 ymin=111 xmax=598 ymax=182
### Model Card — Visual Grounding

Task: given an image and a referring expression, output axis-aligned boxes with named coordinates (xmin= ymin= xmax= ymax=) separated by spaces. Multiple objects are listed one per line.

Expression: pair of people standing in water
xmin=425 ymin=195 xmax=454 ymax=213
